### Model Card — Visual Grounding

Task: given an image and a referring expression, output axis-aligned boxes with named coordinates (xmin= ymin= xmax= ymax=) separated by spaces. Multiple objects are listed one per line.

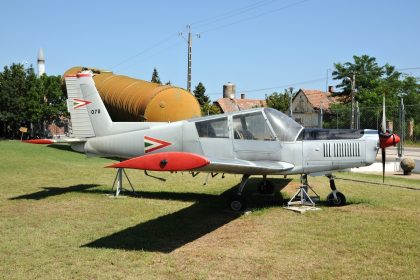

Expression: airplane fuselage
xmin=77 ymin=109 xmax=379 ymax=176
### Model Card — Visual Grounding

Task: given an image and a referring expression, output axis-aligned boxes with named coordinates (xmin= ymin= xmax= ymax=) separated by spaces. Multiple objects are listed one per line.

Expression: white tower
xmin=37 ymin=48 xmax=45 ymax=77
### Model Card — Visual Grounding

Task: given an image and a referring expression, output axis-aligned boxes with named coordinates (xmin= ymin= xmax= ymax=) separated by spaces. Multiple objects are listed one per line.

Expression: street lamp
xmin=288 ymin=87 xmax=294 ymax=118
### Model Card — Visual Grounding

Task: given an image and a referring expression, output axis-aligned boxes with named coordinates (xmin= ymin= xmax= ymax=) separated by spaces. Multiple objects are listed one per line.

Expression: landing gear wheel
xmin=228 ymin=194 xmax=247 ymax=212
xmin=327 ymin=192 xmax=346 ymax=206
xmin=258 ymin=180 xmax=275 ymax=194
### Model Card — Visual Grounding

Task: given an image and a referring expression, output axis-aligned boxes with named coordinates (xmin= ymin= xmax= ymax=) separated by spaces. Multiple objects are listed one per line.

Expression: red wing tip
xmin=23 ymin=139 xmax=55 ymax=144
xmin=105 ymin=163 xmax=119 ymax=168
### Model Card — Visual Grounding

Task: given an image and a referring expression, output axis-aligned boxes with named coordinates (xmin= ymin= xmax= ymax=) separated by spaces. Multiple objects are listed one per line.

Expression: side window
xmin=233 ymin=112 xmax=275 ymax=141
xmin=195 ymin=117 xmax=229 ymax=138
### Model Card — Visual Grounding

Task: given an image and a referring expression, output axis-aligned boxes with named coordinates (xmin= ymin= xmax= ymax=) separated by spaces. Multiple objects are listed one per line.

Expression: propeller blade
xmin=381 ymin=147 xmax=386 ymax=183
xmin=381 ymin=94 xmax=386 ymax=133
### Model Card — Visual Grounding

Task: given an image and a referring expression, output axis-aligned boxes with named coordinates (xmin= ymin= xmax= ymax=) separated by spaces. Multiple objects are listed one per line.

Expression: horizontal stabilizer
xmin=107 ymin=152 xmax=210 ymax=171
xmin=23 ymin=138 xmax=85 ymax=145
xmin=24 ymin=139 xmax=56 ymax=144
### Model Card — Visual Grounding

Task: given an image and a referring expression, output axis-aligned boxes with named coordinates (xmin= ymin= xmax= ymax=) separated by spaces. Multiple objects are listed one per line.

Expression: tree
xmin=192 ymin=82 xmax=220 ymax=115
xmin=265 ymin=90 xmax=290 ymax=113
xmin=332 ymin=55 xmax=404 ymax=106
xmin=329 ymin=55 xmax=419 ymax=131
xmin=0 ymin=63 xmax=68 ymax=138
xmin=193 ymin=82 xmax=209 ymax=107
xmin=151 ymin=68 xmax=161 ymax=84
xmin=0 ymin=63 xmax=32 ymax=137
xmin=202 ymin=103 xmax=221 ymax=115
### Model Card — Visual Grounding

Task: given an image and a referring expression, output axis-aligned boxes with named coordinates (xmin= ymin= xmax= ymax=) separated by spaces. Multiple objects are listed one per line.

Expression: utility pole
xmin=326 ymin=68 xmax=331 ymax=92
xmin=346 ymin=73 xmax=356 ymax=129
xmin=398 ymin=93 xmax=406 ymax=158
xmin=288 ymin=87 xmax=294 ymax=118
xmin=179 ymin=25 xmax=200 ymax=92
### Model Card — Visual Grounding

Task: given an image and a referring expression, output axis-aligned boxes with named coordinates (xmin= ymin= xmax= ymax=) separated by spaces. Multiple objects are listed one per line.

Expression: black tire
xmin=228 ymin=194 xmax=247 ymax=212
xmin=258 ymin=180 xmax=275 ymax=194
xmin=327 ymin=191 xmax=346 ymax=206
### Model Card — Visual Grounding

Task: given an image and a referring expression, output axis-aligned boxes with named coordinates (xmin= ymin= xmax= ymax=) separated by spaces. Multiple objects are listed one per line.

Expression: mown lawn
xmin=0 ymin=140 xmax=419 ymax=279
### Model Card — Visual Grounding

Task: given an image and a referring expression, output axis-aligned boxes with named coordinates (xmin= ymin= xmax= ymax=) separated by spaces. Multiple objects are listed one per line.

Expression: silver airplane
xmin=26 ymin=70 xmax=400 ymax=211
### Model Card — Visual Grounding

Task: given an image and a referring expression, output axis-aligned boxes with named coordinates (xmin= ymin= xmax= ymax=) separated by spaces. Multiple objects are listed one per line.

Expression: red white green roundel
xmin=144 ymin=136 xmax=171 ymax=153
xmin=72 ymin=98 xmax=92 ymax=109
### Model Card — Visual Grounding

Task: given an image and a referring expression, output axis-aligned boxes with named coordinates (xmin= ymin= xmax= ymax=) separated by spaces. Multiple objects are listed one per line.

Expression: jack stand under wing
xmin=287 ymin=174 xmax=320 ymax=207
xmin=111 ymin=168 xmax=135 ymax=196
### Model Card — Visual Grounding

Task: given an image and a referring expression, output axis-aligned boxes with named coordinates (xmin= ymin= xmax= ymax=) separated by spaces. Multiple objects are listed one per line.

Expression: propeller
xmin=378 ymin=94 xmax=401 ymax=183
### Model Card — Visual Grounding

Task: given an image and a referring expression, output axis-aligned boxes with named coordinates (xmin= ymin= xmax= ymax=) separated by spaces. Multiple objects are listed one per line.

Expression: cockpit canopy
xmin=263 ymin=108 xmax=303 ymax=141
xmin=193 ymin=108 xmax=303 ymax=142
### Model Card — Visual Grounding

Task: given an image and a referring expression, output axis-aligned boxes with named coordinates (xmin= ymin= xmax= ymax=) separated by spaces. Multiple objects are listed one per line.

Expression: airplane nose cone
xmin=379 ymin=133 xmax=400 ymax=149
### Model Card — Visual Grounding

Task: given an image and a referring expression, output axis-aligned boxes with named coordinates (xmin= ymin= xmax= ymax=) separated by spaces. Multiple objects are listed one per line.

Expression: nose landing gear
xmin=326 ymin=175 xmax=346 ymax=206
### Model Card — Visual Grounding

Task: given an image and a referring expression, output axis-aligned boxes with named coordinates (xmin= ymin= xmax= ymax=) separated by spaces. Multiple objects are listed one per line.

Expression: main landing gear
xmin=227 ymin=175 xmax=250 ymax=212
xmin=326 ymin=175 xmax=346 ymax=206
xmin=227 ymin=175 xmax=281 ymax=212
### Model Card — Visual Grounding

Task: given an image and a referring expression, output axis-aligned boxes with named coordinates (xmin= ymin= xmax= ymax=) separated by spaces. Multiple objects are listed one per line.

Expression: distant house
xmin=292 ymin=89 xmax=336 ymax=128
xmin=214 ymin=95 xmax=266 ymax=113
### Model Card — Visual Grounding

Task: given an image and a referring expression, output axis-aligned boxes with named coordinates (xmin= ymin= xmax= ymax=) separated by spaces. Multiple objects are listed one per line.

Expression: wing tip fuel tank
xmin=107 ymin=152 xmax=210 ymax=171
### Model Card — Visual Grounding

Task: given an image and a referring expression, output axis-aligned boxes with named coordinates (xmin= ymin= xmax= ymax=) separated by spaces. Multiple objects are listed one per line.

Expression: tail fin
xmin=65 ymin=71 xmax=113 ymax=137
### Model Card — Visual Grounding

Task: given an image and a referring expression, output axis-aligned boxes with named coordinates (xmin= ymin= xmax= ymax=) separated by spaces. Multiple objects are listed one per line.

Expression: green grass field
xmin=0 ymin=140 xmax=419 ymax=279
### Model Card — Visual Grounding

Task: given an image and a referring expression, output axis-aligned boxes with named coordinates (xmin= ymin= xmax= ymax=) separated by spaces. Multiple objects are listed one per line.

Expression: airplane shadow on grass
xmin=9 ymin=184 xmax=100 ymax=200
xmin=82 ymin=178 xmax=291 ymax=253
xmin=10 ymin=177 xmax=291 ymax=253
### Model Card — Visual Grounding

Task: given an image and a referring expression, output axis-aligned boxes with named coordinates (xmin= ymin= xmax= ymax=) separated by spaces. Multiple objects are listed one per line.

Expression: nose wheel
xmin=326 ymin=175 xmax=346 ymax=206
xmin=327 ymin=191 xmax=346 ymax=206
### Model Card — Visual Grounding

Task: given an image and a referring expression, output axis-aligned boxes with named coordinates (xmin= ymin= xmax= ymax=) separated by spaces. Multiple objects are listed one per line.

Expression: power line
xmin=200 ymin=0 xmax=311 ymax=34
xmin=207 ymin=66 xmax=420 ymax=97
xmin=397 ymin=67 xmax=420 ymax=71
xmin=207 ymin=76 xmax=326 ymax=96
xmin=241 ymin=77 xmax=326 ymax=93
xmin=111 ymin=40 xmax=182 ymax=72
xmin=107 ymin=0 xmax=311 ymax=72
xmin=191 ymin=0 xmax=278 ymax=29
xmin=109 ymin=33 xmax=178 ymax=70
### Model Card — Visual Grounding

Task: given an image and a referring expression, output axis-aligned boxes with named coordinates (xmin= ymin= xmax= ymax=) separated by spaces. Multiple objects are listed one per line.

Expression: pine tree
xmin=151 ymin=68 xmax=161 ymax=84
xmin=193 ymin=82 xmax=209 ymax=107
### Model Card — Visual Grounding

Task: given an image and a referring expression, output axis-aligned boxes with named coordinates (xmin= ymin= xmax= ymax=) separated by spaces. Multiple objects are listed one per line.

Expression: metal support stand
xmin=111 ymin=168 xmax=135 ymax=196
xmin=287 ymin=174 xmax=320 ymax=207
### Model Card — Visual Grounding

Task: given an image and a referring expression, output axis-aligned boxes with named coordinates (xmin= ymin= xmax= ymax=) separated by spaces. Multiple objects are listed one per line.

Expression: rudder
xmin=65 ymin=71 xmax=113 ymax=137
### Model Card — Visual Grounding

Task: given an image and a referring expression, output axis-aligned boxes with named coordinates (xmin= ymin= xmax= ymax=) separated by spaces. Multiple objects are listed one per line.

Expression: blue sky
xmin=1 ymin=0 xmax=419 ymax=100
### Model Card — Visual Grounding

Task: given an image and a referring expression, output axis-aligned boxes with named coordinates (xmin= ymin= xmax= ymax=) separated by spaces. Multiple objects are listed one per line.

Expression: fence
xmin=322 ymin=103 xmax=420 ymax=143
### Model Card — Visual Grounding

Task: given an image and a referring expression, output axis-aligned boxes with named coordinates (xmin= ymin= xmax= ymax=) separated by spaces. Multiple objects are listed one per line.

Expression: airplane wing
xmin=107 ymin=152 xmax=294 ymax=175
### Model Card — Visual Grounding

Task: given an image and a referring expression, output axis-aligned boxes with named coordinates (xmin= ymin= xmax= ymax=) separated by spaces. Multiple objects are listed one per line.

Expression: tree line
xmin=265 ymin=55 xmax=420 ymax=133
xmin=1 ymin=55 xmax=418 ymax=139
xmin=0 ymin=64 xmax=66 ymax=138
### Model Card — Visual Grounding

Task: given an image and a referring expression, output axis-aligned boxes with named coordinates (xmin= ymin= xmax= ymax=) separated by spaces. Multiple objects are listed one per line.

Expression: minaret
xmin=37 ymin=48 xmax=45 ymax=77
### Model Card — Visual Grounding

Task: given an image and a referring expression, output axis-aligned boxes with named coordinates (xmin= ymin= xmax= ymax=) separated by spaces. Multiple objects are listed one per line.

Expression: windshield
xmin=264 ymin=108 xmax=303 ymax=141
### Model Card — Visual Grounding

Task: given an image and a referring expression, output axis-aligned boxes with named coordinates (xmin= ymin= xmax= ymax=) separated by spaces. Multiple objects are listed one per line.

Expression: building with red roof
xmin=292 ymin=89 xmax=337 ymax=127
